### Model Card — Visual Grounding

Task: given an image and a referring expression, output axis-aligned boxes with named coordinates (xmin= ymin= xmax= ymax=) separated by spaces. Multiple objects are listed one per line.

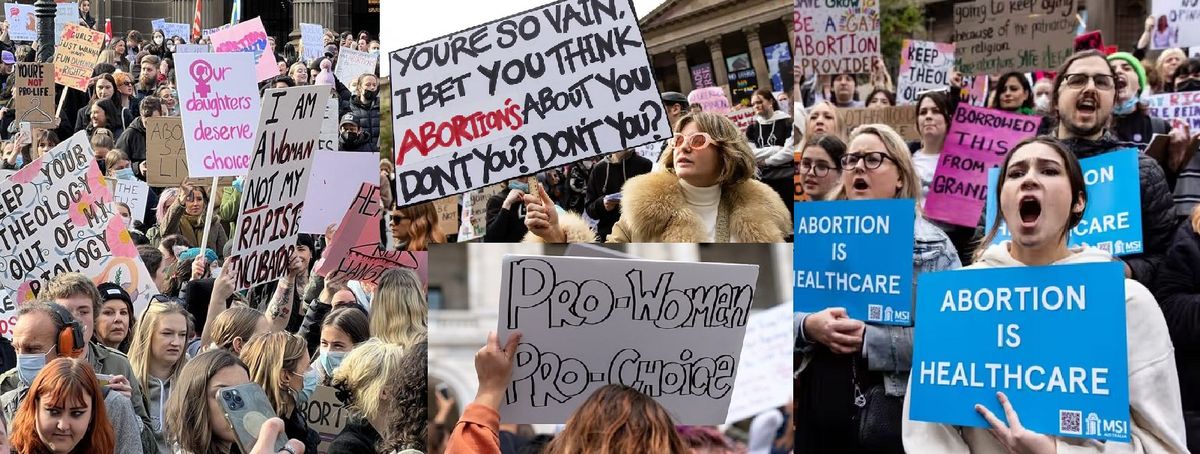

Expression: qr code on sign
xmin=1059 ymin=410 xmax=1082 ymax=435
xmin=867 ymin=305 xmax=882 ymax=321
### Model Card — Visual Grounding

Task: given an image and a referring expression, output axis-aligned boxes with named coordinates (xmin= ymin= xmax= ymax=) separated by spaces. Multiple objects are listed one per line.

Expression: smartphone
xmin=95 ymin=373 xmax=113 ymax=387
xmin=436 ymin=382 xmax=450 ymax=399
xmin=216 ymin=383 xmax=287 ymax=453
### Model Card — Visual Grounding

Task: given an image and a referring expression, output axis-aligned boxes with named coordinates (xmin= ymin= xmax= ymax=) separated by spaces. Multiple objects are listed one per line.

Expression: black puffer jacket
xmin=349 ymin=95 xmax=380 ymax=147
xmin=1154 ymin=220 xmax=1200 ymax=412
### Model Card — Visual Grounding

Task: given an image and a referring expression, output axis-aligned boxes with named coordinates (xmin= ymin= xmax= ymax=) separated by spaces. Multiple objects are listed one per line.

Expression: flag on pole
xmin=104 ymin=18 xmax=111 ymax=39
xmin=230 ymin=0 xmax=240 ymax=24
xmin=191 ymin=0 xmax=202 ymax=42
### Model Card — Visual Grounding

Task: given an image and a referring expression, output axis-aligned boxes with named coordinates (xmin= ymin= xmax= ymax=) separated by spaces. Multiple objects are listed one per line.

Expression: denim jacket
xmin=795 ymin=215 xmax=961 ymax=396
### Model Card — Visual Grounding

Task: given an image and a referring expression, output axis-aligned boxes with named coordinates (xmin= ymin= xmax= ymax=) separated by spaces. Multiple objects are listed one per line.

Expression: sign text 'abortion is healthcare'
xmin=175 ymin=52 xmax=261 ymax=179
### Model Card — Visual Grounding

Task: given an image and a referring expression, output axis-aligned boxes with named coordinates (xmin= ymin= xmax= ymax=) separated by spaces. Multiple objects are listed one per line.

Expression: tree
xmin=880 ymin=0 xmax=926 ymax=80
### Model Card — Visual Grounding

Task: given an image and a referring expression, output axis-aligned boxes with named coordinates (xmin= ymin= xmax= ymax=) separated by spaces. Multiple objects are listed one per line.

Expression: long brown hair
xmin=240 ymin=331 xmax=308 ymax=418
xmin=165 ymin=349 xmax=247 ymax=454
xmin=544 ymin=384 xmax=688 ymax=454
xmin=11 ymin=358 xmax=115 ymax=454
xmin=392 ymin=201 xmax=446 ymax=251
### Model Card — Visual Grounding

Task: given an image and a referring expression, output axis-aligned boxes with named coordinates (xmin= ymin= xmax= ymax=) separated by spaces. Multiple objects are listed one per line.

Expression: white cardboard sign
xmin=174 ymin=52 xmax=261 ymax=178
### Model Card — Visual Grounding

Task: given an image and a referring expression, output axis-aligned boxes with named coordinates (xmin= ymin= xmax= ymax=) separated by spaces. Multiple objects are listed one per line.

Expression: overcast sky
xmin=378 ymin=0 xmax=668 ymax=77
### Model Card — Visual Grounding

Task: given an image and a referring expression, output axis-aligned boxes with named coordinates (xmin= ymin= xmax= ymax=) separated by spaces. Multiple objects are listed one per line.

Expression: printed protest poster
xmin=209 ymin=17 xmax=278 ymax=83
xmin=910 ymin=262 xmax=1130 ymax=441
xmin=897 ymin=40 xmax=955 ymax=104
xmin=690 ymin=62 xmax=715 ymax=89
xmin=5 ymin=4 xmax=35 ymax=42
xmin=434 ymin=195 xmax=461 ymax=236
xmin=0 ymin=131 xmax=158 ymax=336
xmin=960 ymin=74 xmax=990 ymax=107
xmin=924 ymin=105 xmax=1041 ymax=227
xmin=726 ymin=54 xmax=757 ymax=106
xmin=725 ymin=106 xmax=756 ymax=131
xmin=226 ymin=85 xmax=330 ymax=291
xmin=301 ymin=23 xmax=324 ymax=62
xmin=687 ymin=87 xmax=732 ymax=115
xmin=314 ymin=183 xmax=428 ymax=284
xmin=388 ymin=0 xmax=671 ymax=206
xmin=13 ymin=63 xmax=56 ymax=127
xmin=334 ymin=47 xmax=377 ymax=85
xmin=174 ymin=52 xmax=261 ymax=179
xmin=794 ymin=198 xmax=915 ymax=325
xmin=298 ymin=385 xmax=347 ymax=453
xmin=839 ymin=106 xmax=919 ymax=141
xmin=318 ymin=96 xmax=338 ymax=152
xmin=985 ymin=149 xmax=1144 ymax=255
xmin=298 ymin=152 xmax=379 ymax=234
xmin=1145 ymin=92 xmax=1200 ymax=134
xmin=952 ymin=0 xmax=1076 ymax=75
xmin=794 ymin=0 xmax=880 ymax=75
xmin=498 ymin=255 xmax=759 ymax=424
xmin=110 ymin=179 xmax=150 ymax=220
xmin=53 ymin=23 xmax=107 ymax=92
xmin=725 ymin=303 xmax=792 ymax=423
xmin=1151 ymin=1 xmax=1200 ymax=49
xmin=763 ymin=42 xmax=793 ymax=92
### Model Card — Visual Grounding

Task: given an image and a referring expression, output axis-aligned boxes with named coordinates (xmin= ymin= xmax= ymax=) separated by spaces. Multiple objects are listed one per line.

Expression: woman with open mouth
xmin=797 ymin=134 xmax=845 ymax=202
xmin=794 ymin=124 xmax=961 ymax=453
xmin=903 ymin=137 xmax=1187 ymax=452
xmin=805 ymin=101 xmax=842 ymax=139
xmin=522 ymin=111 xmax=790 ymax=243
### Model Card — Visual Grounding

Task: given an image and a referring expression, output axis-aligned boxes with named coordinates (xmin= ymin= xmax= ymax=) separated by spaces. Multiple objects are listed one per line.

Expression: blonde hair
xmin=806 ymin=101 xmax=843 ymax=138
xmin=128 ymin=302 xmax=190 ymax=399
xmin=240 ymin=331 xmax=307 ymax=418
xmin=208 ymin=306 xmax=262 ymax=353
xmin=832 ymin=124 xmax=923 ymax=204
xmin=658 ymin=111 xmax=757 ymax=187
xmin=330 ymin=339 xmax=407 ymax=422
xmin=1158 ymin=48 xmax=1186 ymax=82
xmin=370 ymin=268 xmax=427 ymax=349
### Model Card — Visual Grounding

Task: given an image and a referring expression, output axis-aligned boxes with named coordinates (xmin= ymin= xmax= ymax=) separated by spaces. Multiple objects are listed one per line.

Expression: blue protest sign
xmin=985 ymin=148 xmax=1143 ymax=255
xmin=794 ymin=199 xmax=915 ymax=326
xmin=909 ymin=262 xmax=1130 ymax=442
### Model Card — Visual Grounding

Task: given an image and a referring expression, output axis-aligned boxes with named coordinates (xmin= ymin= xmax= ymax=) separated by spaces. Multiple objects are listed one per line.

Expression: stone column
xmin=743 ymin=24 xmax=771 ymax=91
xmin=706 ymin=36 xmax=728 ymax=88
xmin=673 ymin=46 xmax=692 ymax=93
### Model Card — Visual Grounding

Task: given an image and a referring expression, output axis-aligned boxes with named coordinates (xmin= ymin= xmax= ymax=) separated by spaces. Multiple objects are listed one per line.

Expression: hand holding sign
xmin=975 ymin=392 xmax=1057 ymax=454
xmin=523 ymin=185 xmax=563 ymax=242
xmin=474 ymin=330 xmax=522 ymax=411
xmin=803 ymin=307 xmax=866 ymax=354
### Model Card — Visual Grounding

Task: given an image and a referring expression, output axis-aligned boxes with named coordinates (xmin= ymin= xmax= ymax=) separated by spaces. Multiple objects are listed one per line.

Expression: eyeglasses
xmin=840 ymin=152 xmax=897 ymax=170
xmin=672 ymin=132 xmax=715 ymax=150
xmin=1062 ymin=73 xmax=1115 ymax=91
xmin=798 ymin=158 xmax=838 ymax=177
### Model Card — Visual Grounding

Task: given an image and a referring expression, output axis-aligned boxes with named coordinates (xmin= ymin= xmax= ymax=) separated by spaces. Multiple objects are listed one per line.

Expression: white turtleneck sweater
xmin=680 ymin=180 xmax=722 ymax=242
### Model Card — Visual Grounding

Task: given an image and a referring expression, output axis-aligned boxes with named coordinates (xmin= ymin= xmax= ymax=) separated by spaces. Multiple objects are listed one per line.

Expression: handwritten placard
xmin=4 ymin=3 xmax=35 ymax=42
xmin=333 ymin=47 xmax=376 ymax=84
xmin=174 ymin=52 xmax=261 ymax=179
xmin=1145 ymin=92 xmax=1200 ymax=131
xmin=301 ymin=23 xmax=324 ymax=62
xmin=952 ymin=0 xmax=1076 ymax=75
xmin=924 ymin=105 xmax=1041 ymax=227
xmin=209 ymin=17 xmax=278 ymax=83
xmin=1151 ymin=1 xmax=1200 ymax=49
xmin=298 ymin=385 xmax=347 ymax=454
xmin=897 ymin=40 xmax=955 ymax=104
xmin=226 ymin=85 xmax=330 ymax=291
xmin=388 ymin=0 xmax=670 ymax=206
xmin=910 ymin=262 xmax=1131 ymax=442
xmin=498 ymin=254 xmax=759 ymax=424
xmin=687 ymin=87 xmax=731 ymax=115
xmin=53 ymin=23 xmax=107 ymax=92
xmin=314 ymin=183 xmax=427 ymax=284
xmin=161 ymin=23 xmax=190 ymax=41
xmin=434 ymin=195 xmax=460 ymax=236
xmin=839 ymin=106 xmax=920 ymax=142
xmin=794 ymin=0 xmax=880 ymax=75
xmin=724 ymin=303 xmax=792 ymax=423
xmin=110 ymin=178 xmax=150 ymax=220
xmin=13 ymin=63 xmax=56 ymax=127
xmin=725 ymin=106 xmax=756 ymax=131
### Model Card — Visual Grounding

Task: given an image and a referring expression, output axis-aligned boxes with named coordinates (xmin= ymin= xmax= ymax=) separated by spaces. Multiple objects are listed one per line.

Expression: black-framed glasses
xmin=840 ymin=152 xmax=897 ymax=170
xmin=1062 ymin=73 xmax=1115 ymax=91
xmin=798 ymin=158 xmax=838 ymax=177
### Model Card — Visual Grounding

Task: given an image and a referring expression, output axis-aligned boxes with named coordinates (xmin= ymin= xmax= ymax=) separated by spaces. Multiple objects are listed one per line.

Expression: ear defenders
xmin=47 ymin=304 xmax=85 ymax=358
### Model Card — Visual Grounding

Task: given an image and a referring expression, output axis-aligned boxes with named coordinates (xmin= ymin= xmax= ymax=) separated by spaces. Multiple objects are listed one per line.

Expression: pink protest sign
xmin=173 ymin=52 xmax=261 ymax=178
xmin=315 ymin=183 xmax=429 ymax=286
xmin=687 ymin=87 xmax=731 ymax=115
xmin=209 ymin=17 xmax=277 ymax=83
xmin=923 ymin=105 xmax=1041 ymax=227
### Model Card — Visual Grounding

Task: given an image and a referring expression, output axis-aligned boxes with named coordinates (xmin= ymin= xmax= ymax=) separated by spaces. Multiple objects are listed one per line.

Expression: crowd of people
xmin=792 ymin=21 xmax=1200 ymax=454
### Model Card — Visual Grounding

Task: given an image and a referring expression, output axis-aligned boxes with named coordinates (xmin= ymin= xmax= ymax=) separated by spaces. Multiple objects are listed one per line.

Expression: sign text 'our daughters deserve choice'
xmin=175 ymin=52 xmax=261 ymax=179
xmin=388 ymin=0 xmax=670 ymax=206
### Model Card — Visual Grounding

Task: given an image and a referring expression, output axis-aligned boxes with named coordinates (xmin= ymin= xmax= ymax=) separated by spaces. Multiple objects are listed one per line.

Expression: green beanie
xmin=1107 ymin=52 xmax=1147 ymax=95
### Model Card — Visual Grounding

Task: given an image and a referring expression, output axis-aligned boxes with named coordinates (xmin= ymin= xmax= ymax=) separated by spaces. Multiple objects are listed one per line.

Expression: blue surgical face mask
xmin=1114 ymin=96 xmax=1138 ymax=115
xmin=14 ymin=154 xmax=23 ymax=168
xmin=508 ymin=181 xmax=529 ymax=193
xmin=17 ymin=350 xmax=49 ymax=385
xmin=297 ymin=369 xmax=318 ymax=407
xmin=319 ymin=349 xmax=348 ymax=375
xmin=114 ymin=167 xmax=135 ymax=180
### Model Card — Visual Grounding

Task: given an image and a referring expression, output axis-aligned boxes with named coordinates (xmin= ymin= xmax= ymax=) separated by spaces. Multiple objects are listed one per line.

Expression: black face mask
xmin=362 ymin=90 xmax=377 ymax=101
xmin=340 ymin=130 xmax=364 ymax=146
xmin=1178 ymin=78 xmax=1200 ymax=92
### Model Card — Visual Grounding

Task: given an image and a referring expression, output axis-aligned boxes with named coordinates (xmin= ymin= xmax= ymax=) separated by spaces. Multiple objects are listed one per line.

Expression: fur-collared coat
xmin=525 ymin=170 xmax=791 ymax=243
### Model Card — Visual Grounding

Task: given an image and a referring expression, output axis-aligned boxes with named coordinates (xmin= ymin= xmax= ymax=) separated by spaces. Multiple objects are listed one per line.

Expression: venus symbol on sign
xmin=189 ymin=60 xmax=228 ymax=98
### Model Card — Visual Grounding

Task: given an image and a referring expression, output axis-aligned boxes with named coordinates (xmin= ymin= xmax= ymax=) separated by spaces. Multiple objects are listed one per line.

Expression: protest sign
xmin=960 ymin=74 xmax=990 ymax=107
xmin=498 ymin=255 xmax=758 ymax=424
xmin=202 ymin=23 xmax=232 ymax=39
xmin=5 ymin=4 xmax=35 ymax=42
xmin=0 ymin=131 xmax=158 ymax=336
xmin=794 ymin=0 xmax=880 ymax=75
xmin=456 ymin=184 xmax=505 ymax=241
xmin=314 ymin=183 xmax=427 ymax=284
xmin=334 ymin=47 xmax=377 ymax=85
xmin=687 ymin=87 xmax=731 ymax=115
xmin=53 ymin=23 xmax=107 ymax=92
xmin=725 ymin=106 xmax=756 ymax=131
xmin=434 ymin=195 xmax=460 ymax=236
xmin=209 ymin=17 xmax=277 ymax=83
xmin=45 ymin=2 xmax=78 ymax=46
xmin=145 ymin=116 xmax=188 ymax=187
xmin=897 ymin=40 xmax=955 ymax=104
xmin=298 ymin=152 xmax=379 ymax=234
xmin=910 ymin=262 xmax=1130 ymax=441
xmin=763 ymin=42 xmax=792 ymax=92
xmin=1151 ymin=1 xmax=1200 ymax=49
xmin=162 ymin=22 xmax=190 ymax=41
xmin=13 ymin=63 xmax=56 ymax=127
xmin=725 ymin=303 xmax=792 ymax=423
xmin=726 ymin=54 xmax=757 ymax=106
xmin=388 ymin=0 xmax=670 ymax=206
xmin=174 ymin=44 xmax=209 ymax=53
xmin=301 ymin=23 xmax=324 ymax=62
xmin=1145 ymin=92 xmax=1200 ymax=135
xmin=794 ymin=198 xmax=915 ymax=325
xmin=110 ymin=179 xmax=150 ymax=220
xmin=985 ymin=148 xmax=1143 ymax=255
xmin=634 ymin=140 xmax=663 ymax=163
xmin=226 ymin=85 xmax=330 ymax=291
xmin=151 ymin=18 xmax=166 ymax=32
xmin=952 ymin=0 xmax=1076 ymax=75
xmin=174 ymin=52 xmax=261 ymax=179
xmin=318 ymin=97 xmax=338 ymax=152
xmin=839 ymin=106 xmax=919 ymax=141
xmin=924 ymin=105 xmax=1041 ymax=227
xmin=690 ymin=62 xmax=715 ymax=89
xmin=298 ymin=385 xmax=347 ymax=453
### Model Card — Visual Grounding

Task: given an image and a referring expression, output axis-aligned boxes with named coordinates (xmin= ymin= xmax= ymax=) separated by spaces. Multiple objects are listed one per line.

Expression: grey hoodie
xmin=902 ymin=243 xmax=1188 ymax=453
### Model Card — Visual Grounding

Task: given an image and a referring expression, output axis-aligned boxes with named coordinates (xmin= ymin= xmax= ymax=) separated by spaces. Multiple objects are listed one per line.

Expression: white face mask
xmin=1034 ymin=94 xmax=1051 ymax=111
xmin=154 ymin=37 xmax=164 ymax=45
xmin=119 ymin=214 xmax=131 ymax=226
